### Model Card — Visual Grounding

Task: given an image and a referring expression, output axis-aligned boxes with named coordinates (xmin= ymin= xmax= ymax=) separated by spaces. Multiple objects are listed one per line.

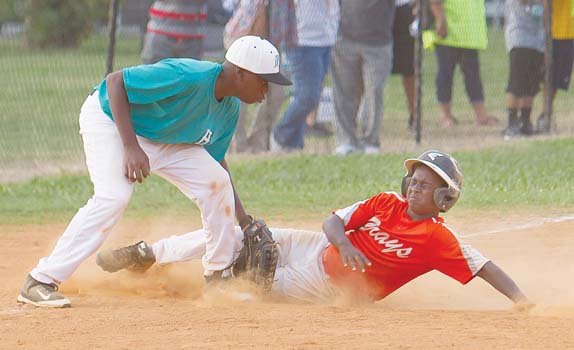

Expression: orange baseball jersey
xmin=322 ymin=191 xmax=489 ymax=301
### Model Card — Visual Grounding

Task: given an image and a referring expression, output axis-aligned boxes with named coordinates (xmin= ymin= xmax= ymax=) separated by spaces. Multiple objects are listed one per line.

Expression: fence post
xmin=542 ymin=0 xmax=553 ymax=132
xmin=414 ymin=0 xmax=425 ymax=144
xmin=105 ymin=0 xmax=121 ymax=76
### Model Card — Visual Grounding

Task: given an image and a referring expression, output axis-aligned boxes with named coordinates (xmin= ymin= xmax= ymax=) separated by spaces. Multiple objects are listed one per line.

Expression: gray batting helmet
xmin=401 ymin=150 xmax=464 ymax=212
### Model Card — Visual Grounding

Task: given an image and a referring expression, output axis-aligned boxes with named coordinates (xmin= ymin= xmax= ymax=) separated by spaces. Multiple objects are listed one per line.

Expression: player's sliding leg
xmin=97 ymin=228 xmax=210 ymax=272
xmin=266 ymin=229 xmax=339 ymax=303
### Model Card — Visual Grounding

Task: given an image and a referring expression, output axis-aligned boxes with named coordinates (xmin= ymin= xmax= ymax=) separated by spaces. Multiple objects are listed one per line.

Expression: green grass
xmin=0 ymin=35 xmax=143 ymax=167
xmin=1 ymin=138 xmax=573 ymax=224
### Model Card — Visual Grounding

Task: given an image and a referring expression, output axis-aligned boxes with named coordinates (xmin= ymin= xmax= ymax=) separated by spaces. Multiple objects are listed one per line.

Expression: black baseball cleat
xmin=96 ymin=241 xmax=156 ymax=273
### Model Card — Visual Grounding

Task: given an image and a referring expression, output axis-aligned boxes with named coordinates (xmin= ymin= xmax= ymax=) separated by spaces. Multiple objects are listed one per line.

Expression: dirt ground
xmin=1 ymin=213 xmax=573 ymax=349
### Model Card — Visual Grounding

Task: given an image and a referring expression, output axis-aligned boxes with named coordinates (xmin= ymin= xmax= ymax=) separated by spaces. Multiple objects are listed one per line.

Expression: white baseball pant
xmin=151 ymin=227 xmax=339 ymax=303
xmin=30 ymin=93 xmax=242 ymax=285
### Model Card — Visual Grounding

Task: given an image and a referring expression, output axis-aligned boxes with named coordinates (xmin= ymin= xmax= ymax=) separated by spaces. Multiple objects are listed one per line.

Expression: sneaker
xmin=306 ymin=123 xmax=333 ymax=138
xmin=96 ymin=241 xmax=155 ymax=273
xmin=334 ymin=144 xmax=359 ymax=156
xmin=520 ymin=119 xmax=534 ymax=136
xmin=204 ymin=270 xmax=230 ymax=284
xmin=270 ymin=132 xmax=292 ymax=154
xmin=503 ymin=124 xmax=521 ymax=139
xmin=363 ymin=144 xmax=380 ymax=155
xmin=17 ymin=275 xmax=71 ymax=308
xmin=535 ymin=113 xmax=551 ymax=134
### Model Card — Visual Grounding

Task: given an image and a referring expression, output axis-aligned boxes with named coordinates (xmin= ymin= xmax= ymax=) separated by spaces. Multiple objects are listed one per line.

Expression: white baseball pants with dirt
xmin=30 ymin=93 xmax=242 ymax=285
xmin=151 ymin=228 xmax=339 ymax=303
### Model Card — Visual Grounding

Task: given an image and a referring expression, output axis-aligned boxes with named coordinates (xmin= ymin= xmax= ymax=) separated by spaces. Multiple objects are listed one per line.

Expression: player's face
xmin=237 ymin=69 xmax=269 ymax=104
xmin=406 ymin=165 xmax=445 ymax=216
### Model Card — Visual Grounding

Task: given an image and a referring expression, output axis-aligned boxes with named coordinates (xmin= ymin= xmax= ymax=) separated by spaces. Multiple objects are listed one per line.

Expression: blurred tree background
xmin=0 ymin=0 xmax=109 ymax=48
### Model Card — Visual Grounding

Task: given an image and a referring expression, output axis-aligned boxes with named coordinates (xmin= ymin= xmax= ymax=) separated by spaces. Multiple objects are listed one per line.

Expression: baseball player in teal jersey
xmin=17 ymin=36 xmax=291 ymax=308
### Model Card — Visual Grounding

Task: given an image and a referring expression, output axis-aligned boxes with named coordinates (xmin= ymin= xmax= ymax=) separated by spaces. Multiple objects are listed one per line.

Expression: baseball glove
xmin=232 ymin=217 xmax=279 ymax=291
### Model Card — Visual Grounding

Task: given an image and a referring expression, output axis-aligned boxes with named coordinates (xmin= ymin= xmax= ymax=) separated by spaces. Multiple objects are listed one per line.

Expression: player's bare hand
xmin=338 ymin=242 xmax=371 ymax=273
xmin=123 ymin=143 xmax=150 ymax=183
xmin=436 ymin=19 xmax=447 ymax=38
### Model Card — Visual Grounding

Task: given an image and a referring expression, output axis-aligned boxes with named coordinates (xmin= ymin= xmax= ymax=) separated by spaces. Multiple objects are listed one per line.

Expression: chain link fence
xmin=1 ymin=0 xmax=573 ymax=182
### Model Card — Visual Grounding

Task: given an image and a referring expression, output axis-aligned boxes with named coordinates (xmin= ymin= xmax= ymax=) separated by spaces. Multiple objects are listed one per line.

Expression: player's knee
xmin=205 ymin=166 xmax=233 ymax=198
xmin=93 ymin=190 xmax=132 ymax=212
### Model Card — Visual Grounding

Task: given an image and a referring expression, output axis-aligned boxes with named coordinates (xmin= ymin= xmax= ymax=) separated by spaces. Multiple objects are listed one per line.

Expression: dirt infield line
xmin=461 ymin=214 xmax=574 ymax=238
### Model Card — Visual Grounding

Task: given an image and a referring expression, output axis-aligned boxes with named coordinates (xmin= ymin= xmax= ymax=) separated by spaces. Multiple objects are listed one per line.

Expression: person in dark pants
xmin=502 ymin=0 xmax=545 ymax=138
xmin=430 ymin=0 xmax=499 ymax=128
xmin=536 ymin=0 xmax=574 ymax=133
xmin=331 ymin=0 xmax=395 ymax=155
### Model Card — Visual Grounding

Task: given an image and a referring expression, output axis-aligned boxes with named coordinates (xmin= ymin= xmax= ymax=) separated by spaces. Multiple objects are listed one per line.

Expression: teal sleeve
xmin=122 ymin=60 xmax=191 ymax=105
xmin=204 ymin=102 xmax=240 ymax=161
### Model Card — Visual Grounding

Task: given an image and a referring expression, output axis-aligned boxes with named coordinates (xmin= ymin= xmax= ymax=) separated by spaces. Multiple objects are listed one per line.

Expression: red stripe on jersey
xmin=147 ymin=28 xmax=205 ymax=40
xmin=149 ymin=8 xmax=207 ymax=22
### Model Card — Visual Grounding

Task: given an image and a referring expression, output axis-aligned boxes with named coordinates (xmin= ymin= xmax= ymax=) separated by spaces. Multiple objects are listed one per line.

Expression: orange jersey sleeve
xmin=334 ymin=192 xmax=404 ymax=231
xmin=427 ymin=223 xmax=490 ymax=284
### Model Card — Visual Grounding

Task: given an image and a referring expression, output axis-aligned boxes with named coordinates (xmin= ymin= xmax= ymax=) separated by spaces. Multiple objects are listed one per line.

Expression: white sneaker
xmin=269 ymin=132 xmax=285 ymax=153
xmin=363 ymin=145 xmax=380 ymax=154
xmin=270 ymin=133 xmax=291 ymax=154
xmin=334 ymin=144 xmax=358 ymax=156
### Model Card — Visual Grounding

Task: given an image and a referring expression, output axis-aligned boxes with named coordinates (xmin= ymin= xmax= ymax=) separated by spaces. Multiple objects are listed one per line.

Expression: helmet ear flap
xmin=433 ymin=187 xmax=460 ymax=212
xmin=401 ymin=176 xmax=411 ymax=197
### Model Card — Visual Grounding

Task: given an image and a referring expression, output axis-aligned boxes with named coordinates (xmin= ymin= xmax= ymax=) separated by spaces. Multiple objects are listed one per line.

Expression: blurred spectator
xmin=305 ymin=107 xmax=333 ymax=138
xmin=392 ymin=0 xmax=416 ymax=131
xmin=207 ymin=0 xmax=233 ymax=24
xmin=536 ymin=0 xmax=574 ymax=133
xmin=503 ymin=0 xmax=545 ymax=138
xmin=225 ymin=0 xmax=297 ymax=153
xmin=141 ymin=0 xmax=208 ymax=64
xmin=332 ymin=0 xmax=395 ymax=155
xmin=271 ymin=0 xmax=340 ymax=152
xmin=430 ymin=0 xmax=499 ymax=128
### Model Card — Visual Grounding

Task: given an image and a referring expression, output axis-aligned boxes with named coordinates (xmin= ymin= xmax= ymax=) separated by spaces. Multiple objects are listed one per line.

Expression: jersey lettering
xmin=364 ymin=217 xmax=413 ymax=258
xmin=195 ymin=129 xmax=213 ymax=145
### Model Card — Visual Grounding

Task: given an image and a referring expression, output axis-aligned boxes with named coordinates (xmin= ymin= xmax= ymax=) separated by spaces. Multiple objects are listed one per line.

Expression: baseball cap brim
xmin=257 ymin=72 xmax=292 ymax=86
xmin=404 ymin=158 xmax=460 ymax=192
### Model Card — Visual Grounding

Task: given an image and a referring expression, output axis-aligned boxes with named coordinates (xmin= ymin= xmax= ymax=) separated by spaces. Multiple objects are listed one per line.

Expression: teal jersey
xmin=98 ymin=59 xmax=240 ymax=162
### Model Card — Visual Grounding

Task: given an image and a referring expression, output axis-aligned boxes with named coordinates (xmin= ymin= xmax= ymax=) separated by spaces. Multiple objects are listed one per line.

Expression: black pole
xmin=414 ymin=0 xmax=424 ymax=144
xmin=542 ymin=0 xmax=553 ymax=132
xmin=105 ymin=0 xmax=121 ymax=76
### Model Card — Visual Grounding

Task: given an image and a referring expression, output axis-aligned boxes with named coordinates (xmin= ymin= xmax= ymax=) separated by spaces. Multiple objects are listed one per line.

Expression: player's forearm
xmin=106 ymin=70 xmax=139 ymax=148
xmin=322 ymin=214 xmax=353 ymax=249
xmin=476 ymin=261 xmax=529 ymax=304
xmin=219 ymin=159 xmax=250 ymax=227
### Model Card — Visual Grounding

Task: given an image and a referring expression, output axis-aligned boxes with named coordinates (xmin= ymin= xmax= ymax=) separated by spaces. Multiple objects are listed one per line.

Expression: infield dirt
xmin=1 ymin=213 xmax=573 ymax=349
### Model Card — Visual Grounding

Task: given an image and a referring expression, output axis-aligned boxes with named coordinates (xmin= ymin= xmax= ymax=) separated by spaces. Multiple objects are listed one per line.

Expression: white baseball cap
xmin=225 ymin=35 xmax=292 ymax=86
